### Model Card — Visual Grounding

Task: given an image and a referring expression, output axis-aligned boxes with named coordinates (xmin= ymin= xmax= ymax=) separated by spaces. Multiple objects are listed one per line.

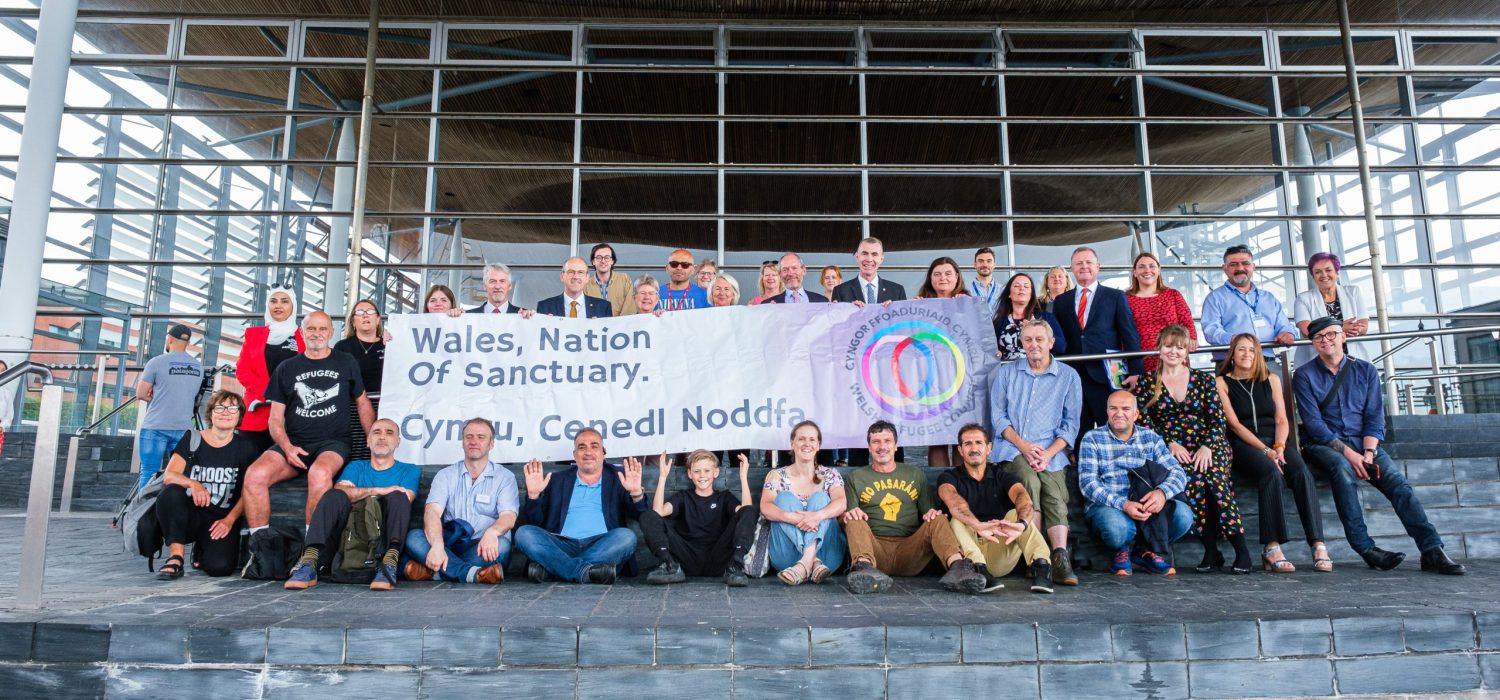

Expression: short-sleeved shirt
xmin=265 ymin=352 xmax=365 ymax=447
xmin=843 ymin=463 xmax=934 ymax=538
xmin=763 ymin=466 xmax=844 ymax=507
xmin=425 ymin=461 xmax=520 ymax=538
xmin=561 ymin=476 xmax=608 ymax=540
xmin=937 ymin=464 xmax=1023 ymax=523
xmin=338 ymin=459 xmax=420 ymax=495
xmin=655 ymin=284 xmax=710 ymax=312
xmin=140 ymin=351 xmax=202 ymax=431
xmin=667 ymin=489 xmax=741 ymax=545
xmin=332 ymin=337 xmax=385 ymax=394
xmin=171 ymin=432 xmax=258 ymax=510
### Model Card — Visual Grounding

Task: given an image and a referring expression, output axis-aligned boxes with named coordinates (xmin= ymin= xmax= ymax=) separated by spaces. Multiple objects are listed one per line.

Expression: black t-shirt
xmin=937 ymin=464 xmax=1022 ymax=523
xmin=667 ymin=489 xmax=741 ymax=545
xmin=333 ymin=337 xmax=386 ymax=394
xmin=263 ymin=333 xmax=300 ymax=378
xmin=171 ymin=432 xmax=259 ymax=510
xmin=265 ymin=351 xmax=365 ymax=447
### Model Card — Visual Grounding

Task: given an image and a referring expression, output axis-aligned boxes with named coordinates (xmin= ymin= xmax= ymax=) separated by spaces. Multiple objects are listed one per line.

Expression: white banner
xmin=381 ymin=298 xmax=998 ymax=464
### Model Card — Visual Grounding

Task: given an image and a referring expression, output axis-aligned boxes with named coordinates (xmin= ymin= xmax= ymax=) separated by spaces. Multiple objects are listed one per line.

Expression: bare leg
xmin=1047 ymin=525 xmax=1069 ymax=551
xmin=304 ymin=452 xmax=345 ymax=525
xmin=243 ymin=451 xmax=296 ymax=528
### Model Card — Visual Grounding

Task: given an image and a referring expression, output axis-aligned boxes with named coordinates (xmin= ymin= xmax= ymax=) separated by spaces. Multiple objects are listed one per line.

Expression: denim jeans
xmin=513 ymin=525 xmax=637 ymax=583
xmin=1085 ymin=500 xmax=1194 ymax=553
xmin=766 ymin=490 xmax=847 ymax=572
xmin=137 ymin=429 xmax=186 ymax=489
xmin=403 ymin=519 xmax=511 ymax=582
xmin=1303 ymin=444 xmax=1442 ymax=554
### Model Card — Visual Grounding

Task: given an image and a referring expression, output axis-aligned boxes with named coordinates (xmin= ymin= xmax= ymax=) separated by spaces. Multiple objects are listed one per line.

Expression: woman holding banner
xmin=758 ymin=421 xmax=847 ymax=586
xmin=916 ymin=257 xmax=970 ymax=467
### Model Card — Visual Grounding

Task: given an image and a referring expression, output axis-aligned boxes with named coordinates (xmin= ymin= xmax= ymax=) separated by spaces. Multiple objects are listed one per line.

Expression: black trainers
xmin=527 ymin=561 xmax=558 ymax=583
xmin=845 ymin=560 xmax=893 ymax=594
xmin=1051 ymin=548 xmax=1078 ymax=586
xmin=1030 ymin=559 xmax=1054 ymax=594
xmin=724 ymin=560 xmax=749 ymax=587
xmin=584 ymin=563 xmax=617 ymax=584
xmin=647 ymin=560 xmax=686 ymax=585
xmin=939 ymin=558 xmax=988 ymax=594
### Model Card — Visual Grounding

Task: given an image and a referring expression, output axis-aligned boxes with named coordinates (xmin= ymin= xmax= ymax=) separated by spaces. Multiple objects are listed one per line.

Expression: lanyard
xmin=1230 ymin=285 xmax=1260 ymax=315
xmin=973 ymin=280 xmax=997 ymax=306
xmin=663 ymin=287 xmax=688 ymax=311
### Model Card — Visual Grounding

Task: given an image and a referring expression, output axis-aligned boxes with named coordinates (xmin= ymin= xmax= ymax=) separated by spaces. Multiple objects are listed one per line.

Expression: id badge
xmin=1253 ymin=315 xmax=1272 ymax=334
xmin=475 ymin=493 xmax=493 ymax=504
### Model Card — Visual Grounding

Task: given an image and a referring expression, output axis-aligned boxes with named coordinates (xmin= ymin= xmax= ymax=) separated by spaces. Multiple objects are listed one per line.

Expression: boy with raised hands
xmin=640 ymin=450 xmax=759 ymax=586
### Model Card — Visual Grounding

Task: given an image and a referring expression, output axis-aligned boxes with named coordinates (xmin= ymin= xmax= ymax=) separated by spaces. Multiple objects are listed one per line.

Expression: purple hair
xmin=1307 ymin=252 xmax=1341 ymax=274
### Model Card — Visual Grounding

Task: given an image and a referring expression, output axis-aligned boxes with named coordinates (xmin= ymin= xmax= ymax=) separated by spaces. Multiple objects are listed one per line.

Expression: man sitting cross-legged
xmin=403 ymin=417 xmax=520 ymax=584
xmin=285 ymin=419 xmax=419 ymax=590
xmin=640 ymin=450 xmax=759 ymax=587
xmin=841 ymin=420 xmax=986 ymax=594
xmin=937 ymin=424 xmax=1055 ymax=594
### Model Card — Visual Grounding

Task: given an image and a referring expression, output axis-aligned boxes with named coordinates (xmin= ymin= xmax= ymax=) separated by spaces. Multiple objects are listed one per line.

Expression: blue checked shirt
xmin=1077 ymin=425 xmax=1187 ymax=510
xmin=988 ymin=356 xmax=1082 ymax=471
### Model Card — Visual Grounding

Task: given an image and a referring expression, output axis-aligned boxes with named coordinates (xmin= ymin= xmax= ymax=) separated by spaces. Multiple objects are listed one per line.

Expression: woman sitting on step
xmin=153 ymin=390 xmax=260 ymax=579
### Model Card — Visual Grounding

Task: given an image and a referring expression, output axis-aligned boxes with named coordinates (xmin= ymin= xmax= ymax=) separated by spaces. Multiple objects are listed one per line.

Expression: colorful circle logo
xmin=859 ymin=320 xmax=967 ymax=420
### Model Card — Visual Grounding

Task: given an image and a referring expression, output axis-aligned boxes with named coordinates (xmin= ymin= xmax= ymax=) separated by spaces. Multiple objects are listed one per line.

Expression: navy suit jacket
xmin=762 ymin=289 xmax=829 ymax=304
xmin=522 ymin=464 xmax=648 ymax=574
xmin=831 ymin=277 xmax=907 ymax=304
xmin=467 ymin=302 xmax=521 ymax=314
xmin=535 ymin=294 xmax=612 ymax=319
xmin=1054 ymin=285 xmax=1144 ymax=383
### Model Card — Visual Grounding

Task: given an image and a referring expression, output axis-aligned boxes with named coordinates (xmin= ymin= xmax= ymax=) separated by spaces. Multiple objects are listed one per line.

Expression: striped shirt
xmin=425 ymin=461 xmax=520 ymax=539
xmin=1077 ymin=425 xmax=1187 ymax=510
xmin=988 ymin=356 xmax=1082 ymax=472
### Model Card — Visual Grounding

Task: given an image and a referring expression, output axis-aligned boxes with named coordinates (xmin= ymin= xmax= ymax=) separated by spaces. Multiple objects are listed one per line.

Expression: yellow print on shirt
xmin=878 ymin=493 xmax=902 ymax=520
xmin=859 ymin=478 xmax=920 ymax=521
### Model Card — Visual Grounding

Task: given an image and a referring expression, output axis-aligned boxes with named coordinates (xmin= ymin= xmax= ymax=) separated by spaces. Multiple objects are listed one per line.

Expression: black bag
xmin=112 ymin=432 xmax=200 ymax=572
xmin=241 ymin=525 xmax=304 ymax=580
xmin=327 ymin=496 xmax=384 ymax=584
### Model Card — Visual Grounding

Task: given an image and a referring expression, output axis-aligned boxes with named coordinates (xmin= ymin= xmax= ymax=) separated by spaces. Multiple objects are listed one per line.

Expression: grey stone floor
xmin=0 ymin=511 xmax=1494 ymax=630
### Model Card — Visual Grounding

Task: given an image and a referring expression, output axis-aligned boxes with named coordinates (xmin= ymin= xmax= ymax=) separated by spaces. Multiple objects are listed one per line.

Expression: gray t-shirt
xmin=139 ymin=351 xmax=202 ymax=430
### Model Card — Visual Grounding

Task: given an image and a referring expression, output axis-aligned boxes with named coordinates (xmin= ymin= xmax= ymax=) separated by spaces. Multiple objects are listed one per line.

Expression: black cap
xmin=1306 ymin=316 xmax=1339 ymax=339
xmin=167 ymin=324 xmax=192 ymax=342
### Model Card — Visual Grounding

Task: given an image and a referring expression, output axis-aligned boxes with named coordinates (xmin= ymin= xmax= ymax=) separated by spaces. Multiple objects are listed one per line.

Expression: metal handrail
xmin=0 ymin=361 xmax=54 ymax=388
xmin=1371 ymin=335 xmax=1423 ymax=364
xmin=1059 ymin=324 xmax=1500 ymax=363
xmin=76 ymin=395 xmax=138 ymax=437
xmin=1391 ymin=368 xmax=1500 ymax=382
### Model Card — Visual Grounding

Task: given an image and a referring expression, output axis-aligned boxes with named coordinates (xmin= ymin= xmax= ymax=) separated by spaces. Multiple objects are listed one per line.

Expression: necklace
xmin=1229 ymin=376 xmax=1259 ymax=434
xmin=356 ymin=337 xmax=379 ymax=355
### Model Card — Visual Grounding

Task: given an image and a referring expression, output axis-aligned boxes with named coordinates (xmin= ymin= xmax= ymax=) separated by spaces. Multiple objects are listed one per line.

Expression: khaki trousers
xmin=844 ymin=514 xmax=962 ymax=576
xmin=950 ymin=509 xmax=1050 ymax=576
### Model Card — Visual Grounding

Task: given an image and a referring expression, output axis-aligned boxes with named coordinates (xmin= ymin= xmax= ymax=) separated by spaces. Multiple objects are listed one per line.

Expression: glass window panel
xmin=1305 ymin=172 xmax=1421 ymax=216
xmin=171 ymin=114 xmax=284 ymax=160
xmin=438 ymin=117 xmax=572 ymax=162
xmin=583 ymin=171 xmax=715 ymax=214
xmin=439 ymin=71 xmax=575 ymax=114
xmin=585 ymin=72 xmax=716 ymax=115
xmin=867 ymin=222 xmax=1007 ymax=285
xmin=52 ymin=163 xmax=162 ymax=210
xmin=1424 ymin=170 xmax=1500 ymax=215
xmin=584 ymin=219 xmax=718 ymax=254
xmin=867 ymin=75 xmax=997 ymax=116
xmin=726 ymin=74 xmax=858 ymax=116
xmin=724 ymin=121 xmax=857 ymax=165
xmin=584 ymin=120 xmax=716 ymax=164
xmin=0 ymin=19 xmax=36 ymax=59
xmin=1011 ymin=174 xmax=1142 ymax=215
xmin=74 ymin=21 xmax=170 ymax=57
xmin=1007 ymin=75 xmax=1135 ymax=117
xmin=1010 ymin=123 xmax=1139 ymax=165
xmin=1143 ymin=34 xmax=1265 ymax=67
xmin=436 ymin=167 xmax=571 ymax=214
xmin=302 ymin=25 xmax=433 ymax=61
xmin=1148 ymin=219 xmax=1289 ymax=271
xmin=374 ymin=68 xmax=434 ymax=113
xmin=726 ymin=173 xmax=858 ymax=214
xmin=447 ymin=26 xmax=573 ymax=62
xmin=69 ymin=65 xmax=172 ymax=109
xmin=1005 ymin=31 xmax=1138 ymax=67
xmin=0 ymin=111 xmax=18 ymax=157
xmin=1416 ymin=123 xmax=1500 ymax=166
xmin=866 ymin=30 xmax=998 ymax=68
xmin=1323 ymin=218 xmax=1430 ymax=265
xmin=1142 ymin=75 xmax=1273 ymax=118
xmin=727 ymin=28 xmax=857 ymax=66
xmin=1151 ymin=173 xmax=1282 ymax=216
xmin=1148 ymin=123 xmax=1275 ymax=165
xmin=367 ymin=117 xmax=431 ymax=162
xmin=1431 ymin=218 xmax=1500 ymax=313
xmin=363 ymin=166 xmax=428 ymax=213
xmin=869 ymin=174 xmax=1001 ymax=215
xmin=867 ymin=123 xmax=999 ymax=165
xmin=725 ymin=220 xmax=862 ymax=254
xmin=1283 ymin=122 xmax=1414 ymax=166
xmin=173 ymin=67 xmax=290 ymax=111
xmin=1278 ymin=34 xmax=1398 ymax=67
xmin=1413 ymin=77 xmax=1500 ymax=119
xmin=1411 ymin=34 xmax=1500 ymax=67
xmin=1280 ymin=76 xmax=1409 ymax=117
xmin=182 ymin=23 xmax=290 ymax=58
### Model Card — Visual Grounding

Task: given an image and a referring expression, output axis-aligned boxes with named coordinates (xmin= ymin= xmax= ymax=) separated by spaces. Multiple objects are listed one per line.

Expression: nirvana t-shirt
xmin=667 ymin=489 xmax=741 ymax=545
xmin=333 ymin=337 xmax=386 ymax=394
xmin=937 ymin=464 xmax=1023 ymax=523
xmin=655 ymin=284 xmax=710 ymax=312
xmin=338 ymin=459 xmax=421 ymax=494
xmin=265 ymin=352 xmax=365 ymax=446
xmin=843 ymin=463 xmax=935 ymax=538
xmin=171 ymin=432 xmax=258 ymax=510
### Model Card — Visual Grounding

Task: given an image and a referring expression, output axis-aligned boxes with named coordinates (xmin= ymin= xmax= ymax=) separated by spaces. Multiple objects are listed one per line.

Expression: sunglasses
xmin=667 ymin=261 xmax=693 ymax=269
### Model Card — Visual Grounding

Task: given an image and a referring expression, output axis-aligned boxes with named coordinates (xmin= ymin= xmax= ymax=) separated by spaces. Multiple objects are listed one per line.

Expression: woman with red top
xmin=1127 ymin=252 xmax=1197 ymax=374
xmin=236 ymin=287 xmax=304 ymax=450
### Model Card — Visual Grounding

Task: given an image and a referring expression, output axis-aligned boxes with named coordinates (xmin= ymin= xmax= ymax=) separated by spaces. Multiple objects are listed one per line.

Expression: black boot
xmin=724 ymin=558 xmax=749 ymax=587
xmin=1419 ymin=547 xmax=1466 ymax=575
xmin=1361 ymin=546 xmax=1405 ymax=571
xmin=1228 ymin=534 xmax=1253 ymax=575
xmin=1195 ymin=534 xmax=1224 ymax=573
xmin=647 ymin=560 xmax=685 ymax=585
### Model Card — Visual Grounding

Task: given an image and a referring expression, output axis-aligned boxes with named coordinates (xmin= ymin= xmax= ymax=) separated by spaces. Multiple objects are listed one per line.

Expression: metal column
xmin=1287 ymin=108 xmax=1325 ymax=258
xmin=345 ymin=0 xmax=382 ymax=315
xmin=327 ymin=118 xmax=356 ymax=318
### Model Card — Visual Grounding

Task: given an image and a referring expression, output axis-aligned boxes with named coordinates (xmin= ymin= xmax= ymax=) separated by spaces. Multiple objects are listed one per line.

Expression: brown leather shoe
xmin=475 ymin=564 xmax=505 ymax=584
xmin=403 ymin=560 xmax=434 ymax=582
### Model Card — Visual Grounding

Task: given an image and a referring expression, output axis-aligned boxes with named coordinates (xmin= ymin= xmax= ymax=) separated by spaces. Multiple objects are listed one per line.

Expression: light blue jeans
xmin=767 ymin=490 xmax=846 ymax=572
xmin=137 ymin=429 xmax=186 ymax=489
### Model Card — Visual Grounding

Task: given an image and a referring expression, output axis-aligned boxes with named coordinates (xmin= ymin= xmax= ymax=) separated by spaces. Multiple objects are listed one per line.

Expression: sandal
xmin=1262 ymin=545 xmax=1295 ymax=573
xmin=156 ymin=554 xmax=185 ymax=581
xmin=808 ymin=561 xmax=832 ymax=584
xmin=1312 ymin=542 xmax=1334 ymax=573
xmin=778 ymin=561 xmax=810 ymax=586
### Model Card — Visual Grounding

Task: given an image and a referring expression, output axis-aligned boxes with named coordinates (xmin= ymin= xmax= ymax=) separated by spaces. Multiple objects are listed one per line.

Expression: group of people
xmin=137 ymin=237 xmax=1465 ymax=591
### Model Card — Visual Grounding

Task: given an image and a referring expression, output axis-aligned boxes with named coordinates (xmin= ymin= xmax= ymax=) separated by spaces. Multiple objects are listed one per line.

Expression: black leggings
xmin=1230 ymin=438 xmax=1325 ymax=545
xmin=639 ymin=505 xmax=759 ymax=577
xmin=155 ymin=485 xmax=242 ymax=577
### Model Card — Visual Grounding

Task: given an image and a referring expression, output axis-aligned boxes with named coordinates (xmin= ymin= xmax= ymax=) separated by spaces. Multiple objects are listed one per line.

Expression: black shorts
xmin=269 ymin=440 xmax=349 ymax=467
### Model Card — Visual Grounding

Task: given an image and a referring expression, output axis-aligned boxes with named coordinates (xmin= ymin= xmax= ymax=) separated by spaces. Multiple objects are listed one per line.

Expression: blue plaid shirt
xmin=1077 ymin=424 xmax=1187 ymax=510
xmin=988 ymin=356 xmax=1081 ymax=471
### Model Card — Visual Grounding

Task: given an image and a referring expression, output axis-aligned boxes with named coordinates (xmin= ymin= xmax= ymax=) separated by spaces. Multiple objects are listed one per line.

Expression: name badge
xmin=1252 ymin=315 xmax=1272 ymax=333
xmin=475 ymin=493 xmax=493 ymax=504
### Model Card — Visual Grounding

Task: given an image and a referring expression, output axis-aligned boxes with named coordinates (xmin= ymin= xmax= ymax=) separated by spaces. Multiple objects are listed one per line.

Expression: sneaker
xmin=974 ymin=562 xmax=1006 ymax=593
xmin=724 ymin=560 xmax=749 ymax=588
xmin=584 ymin=563 xmax=617 ymax=585
xmin=1051 ymin=548 xmax=1079 ymax=586
xmin=1111 ymin=549 xmax=1133 ymax=577
xmin=474 ymin=564 xmax=505 ymax=584
xmin=1030 ymin=559 xmax=1054 ymax=594
xmin=283 ymin=561 xmax=317 ymax=590
xmin=845 ymin=560 xmax=893 ymax=594
xmin=939 ymin=559 xmax=988 ymax=594
xmin=403 ymin=560 xmax=434 ymax=582
xmin=647 ymin=561 xmax=686 ymax=585
xmin=527 ymin=561 xmax=558 ymax=584
xmin=1132 ymin=550 xmax=1172 ymax=576
xmin=369 ymin=561 xmax=398 ymax=591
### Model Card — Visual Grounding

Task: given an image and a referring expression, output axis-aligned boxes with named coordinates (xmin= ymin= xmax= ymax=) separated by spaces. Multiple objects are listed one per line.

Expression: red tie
xmin=492 ymin=305 xmax=501 ymax=314
xmin=1077 ymin=288 xmax=1090 ymax=330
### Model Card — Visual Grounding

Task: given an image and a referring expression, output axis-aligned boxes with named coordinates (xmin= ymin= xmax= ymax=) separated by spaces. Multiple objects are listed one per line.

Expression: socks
xmin=248 ymin=525 xmax=268 ymax=535
xmin=299 ymin=546 xmax=320 ymax=567
xmin=381 ymin=548 xmax=400 ymax=568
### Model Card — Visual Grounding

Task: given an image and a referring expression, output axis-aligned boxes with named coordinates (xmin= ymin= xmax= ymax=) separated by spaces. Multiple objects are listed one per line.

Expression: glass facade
xmin=2 ymin=13 xmax=1499 ymax=422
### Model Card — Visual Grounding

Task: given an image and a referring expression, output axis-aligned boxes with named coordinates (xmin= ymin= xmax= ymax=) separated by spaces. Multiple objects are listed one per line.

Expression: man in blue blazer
xmin=536 ymin=256 xmax=613 ymax=319
xmin=514 ymin=429 xmax=647 ymax=584
xmin=831 ymin=237 xmax=907 ymax=305
xmin=1053 ymin=247 xmax=1144 ymax=440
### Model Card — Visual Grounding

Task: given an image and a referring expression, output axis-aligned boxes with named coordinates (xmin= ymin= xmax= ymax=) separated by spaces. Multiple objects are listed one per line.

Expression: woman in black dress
xmin=334 ymin=299 xmax=385 ymax=462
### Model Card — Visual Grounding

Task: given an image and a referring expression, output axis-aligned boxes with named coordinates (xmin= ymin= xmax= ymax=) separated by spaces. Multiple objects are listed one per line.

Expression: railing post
xmin=60 ymin=435 xmax=80 ymax=513
xmin=130 ymin=403 xmax=145 ymax=474
xmin=90 ymin=355 xmax=106 ymax=425
xmin=1428 ymin=339 xmax=1447 ymax=415
xmin=17 ymin=384 xmax=64 ymax=609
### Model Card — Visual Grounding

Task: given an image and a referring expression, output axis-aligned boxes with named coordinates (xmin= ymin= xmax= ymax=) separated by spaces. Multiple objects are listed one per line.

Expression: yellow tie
xmin=569 ymin=300 xmax=578 ymax=318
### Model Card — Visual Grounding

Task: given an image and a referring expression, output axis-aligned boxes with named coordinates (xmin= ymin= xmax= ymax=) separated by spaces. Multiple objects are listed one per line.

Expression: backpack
xmin=327 ymin=496 xmax=385 ymax=584
xmin=241 ymin=525 xmax=304 ymax=580
xmin=112 ymin=432 xmax=199 ymax=571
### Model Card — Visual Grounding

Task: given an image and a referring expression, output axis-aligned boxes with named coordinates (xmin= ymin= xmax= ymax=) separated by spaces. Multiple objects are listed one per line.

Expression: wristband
xmin=1272 ymin=442 xmax=1284 ymax=450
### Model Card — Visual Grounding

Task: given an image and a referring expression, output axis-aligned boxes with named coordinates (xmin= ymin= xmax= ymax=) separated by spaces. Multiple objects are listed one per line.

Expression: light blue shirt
xmin=1200 ymin=282 xmax=1298 ymax=358
xmin=560 ymin=475 xmax=608 ymax=540
xmin=970 ymin=279 xmax=1002 ymax=316
xmin=425 ymin=461 xmax=520 ymax=539
xmin=988 ymin=356 xmax=1082 ymax=471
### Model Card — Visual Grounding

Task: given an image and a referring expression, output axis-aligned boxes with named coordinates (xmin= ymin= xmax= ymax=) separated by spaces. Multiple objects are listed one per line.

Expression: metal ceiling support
xmin=1337 ymin=0 xmax=1398 ymax=414
xmin=345 ymin=0 xmax=380 ymax=316
xmin=449 ymin=218 xmax=464 ymax=293
xmin=1286 ymin=106 xmax=1324 ymax=256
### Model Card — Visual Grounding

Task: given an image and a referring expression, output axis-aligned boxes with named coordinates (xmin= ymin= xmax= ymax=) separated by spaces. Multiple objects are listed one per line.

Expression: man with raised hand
xmin=403 ymin=417 xmax=520 ymax=584
xmin=515 ymin=429 xmax=648 ymax=584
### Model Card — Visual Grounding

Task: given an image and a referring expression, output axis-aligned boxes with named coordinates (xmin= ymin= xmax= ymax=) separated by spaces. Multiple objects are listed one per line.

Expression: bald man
xmin=243 ymin=310 xmax=374 ymax=535
xmin=538 ymin=256 xmax=613 ymax=319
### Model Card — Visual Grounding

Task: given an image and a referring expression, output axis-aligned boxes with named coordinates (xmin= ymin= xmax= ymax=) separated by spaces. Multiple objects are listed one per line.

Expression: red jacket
xmin=237 ymin=325 xmax=304 ymax=432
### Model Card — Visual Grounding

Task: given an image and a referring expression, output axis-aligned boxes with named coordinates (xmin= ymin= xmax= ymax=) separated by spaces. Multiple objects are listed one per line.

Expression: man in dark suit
xmin=762 ymin=253 xmax=828 ymax=304
xmin=1053 ymin=246 xmax=1144 ymax=441
xmin=468 ymin=262 xmax=534 ymax=317
xmin=832 ymin=237 xmax=906 ymax=306
xmin=536 ymin=257 xmax=613 ymax=319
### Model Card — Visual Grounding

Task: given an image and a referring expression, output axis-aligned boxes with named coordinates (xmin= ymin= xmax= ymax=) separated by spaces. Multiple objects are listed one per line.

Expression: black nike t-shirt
xmin=667 ymin=489 xmax=741 ymax=545
xmin=171 ymin=432 xmax=259 ymax=510
xmin=265 ymin=351 xmax=365 ymax=447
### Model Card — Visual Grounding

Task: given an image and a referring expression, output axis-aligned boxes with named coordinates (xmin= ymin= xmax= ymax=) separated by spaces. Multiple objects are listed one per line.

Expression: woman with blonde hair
xmin=1037 ymin=266 xmax=1074 ymax=314
xmin=749 ymin=261 xmax=783 ymax=305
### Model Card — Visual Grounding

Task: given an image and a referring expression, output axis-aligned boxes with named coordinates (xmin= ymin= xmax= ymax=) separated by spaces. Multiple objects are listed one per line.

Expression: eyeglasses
xmin=210 ymin=405 xmax=242 ymax=414
xmin=667 ymin=261 xmax=693 ymax=269
xmin=1313 ymin=331 xmax=1343 ymax=343
xmin=592 ymin=254 xmax=614 ymax=261
xmin=562 ymin=269 xmax=588 ymax=276
xmin=352 ymin=308 xmax=380 ymax=316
